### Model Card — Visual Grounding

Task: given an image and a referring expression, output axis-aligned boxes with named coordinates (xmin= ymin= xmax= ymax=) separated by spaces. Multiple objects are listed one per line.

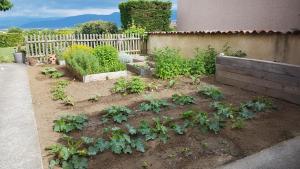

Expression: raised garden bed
xmin=67 ymin=65 xmax=128 ymax=83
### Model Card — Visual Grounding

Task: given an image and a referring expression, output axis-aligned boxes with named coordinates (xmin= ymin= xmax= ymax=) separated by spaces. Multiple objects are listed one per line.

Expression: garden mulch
xmin=28 ymin=65 xmax=300 ymax=169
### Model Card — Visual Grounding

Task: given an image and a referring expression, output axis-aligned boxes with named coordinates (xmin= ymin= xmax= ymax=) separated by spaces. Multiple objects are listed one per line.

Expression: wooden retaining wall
xmin=216 ymin=56 xmax=300 ymax=105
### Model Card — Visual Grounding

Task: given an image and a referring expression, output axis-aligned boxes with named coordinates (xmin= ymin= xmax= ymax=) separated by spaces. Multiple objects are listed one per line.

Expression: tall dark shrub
xmin=119 ymin=0 xmax=172 ymax=32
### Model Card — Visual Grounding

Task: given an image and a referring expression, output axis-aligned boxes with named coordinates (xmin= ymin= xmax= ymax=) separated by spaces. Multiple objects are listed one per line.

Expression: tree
xmin=0 ymin=0 xmax=13 ymax=11
xmin=8 ymin=27 xmax=23 ymax=34
xmin=76 ymin=21 xmax=118 ymax=34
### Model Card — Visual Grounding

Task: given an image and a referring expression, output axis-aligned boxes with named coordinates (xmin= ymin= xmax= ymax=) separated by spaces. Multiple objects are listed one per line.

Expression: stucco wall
xmin=147 ymin=33 xmax=300 ymax=65
xmin=177 ymin=0 xmax=300 ymax=32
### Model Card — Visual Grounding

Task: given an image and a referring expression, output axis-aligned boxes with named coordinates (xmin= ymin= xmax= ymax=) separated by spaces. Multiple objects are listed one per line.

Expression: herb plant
xmin=198 ymin=84 xmax=224 ymax=101
xmin=172 ymin=94 xmax=195 ymax=105
xmin=53 ymin=114 xmax=88 ymax=133
xmin=51 ymin=80 xmax=69 ymax=101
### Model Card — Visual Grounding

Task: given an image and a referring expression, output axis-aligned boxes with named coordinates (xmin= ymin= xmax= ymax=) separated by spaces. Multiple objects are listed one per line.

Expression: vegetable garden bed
xmin=28 ymin=65 xmax=300 ymax=169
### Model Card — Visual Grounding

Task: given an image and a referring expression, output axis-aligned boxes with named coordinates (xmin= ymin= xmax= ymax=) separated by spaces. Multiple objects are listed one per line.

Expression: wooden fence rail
xmin=25 ymin=33 xmax=142 ymax=62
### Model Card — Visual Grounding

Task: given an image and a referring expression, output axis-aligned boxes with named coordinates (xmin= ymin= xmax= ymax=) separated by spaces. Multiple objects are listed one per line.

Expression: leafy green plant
xmin=198 ymin=84 xmax=224 ymax=101
xmin=172 ymin=124 xmax=187 ymax=135
xmin=242 ymin=97 xmax=273 ymax=113
xmin=190 ymin=75 xmax=201 ymax=85
xmin=211 ymin=102 xmax=235 ymax=119
xmin=42 ymin=67 xmax=64 ymax=79
xmin=138 ymin=118 xmax=169 ymax=143
xmin=112 ymin=77 xmax=146 ymax=95
xmin=139 ymin=99 xmax=169 ymax=113
xmin=172 ymin=94 xmax=195 ymax=106
xmin=85 ymin=138 xmax=110 ymax=156
xmin=207 ymin=114 xmax=225 ymax=134
xmin=146 ymin=82 xmax=159 ymax=92
xmin=101 ymin=106 xmax=133 ymax=124
xmin=190 ymin=46 xmax=218 ymax=75
xmin=109 ymin=127 xmax=145 ymax=154
xmin=51 ymin=80 xmax=70 ymax=101
xmin=231 ymin=117 xmax=246 ymax=129
xmin=46 ymin=135 xmax=89 ymax=169
xmin=127 ymin=77 xmax=146 ymax=94
xmin=53 ymin=114 xmax=88 ymax=133
xmin=154 ymin=47 xmax=189 ymax=79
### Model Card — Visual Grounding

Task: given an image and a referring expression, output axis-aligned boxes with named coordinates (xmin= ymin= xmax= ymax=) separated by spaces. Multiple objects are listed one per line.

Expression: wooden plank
xmin=217 ymin=56 xmax=300 ymax=78
xmin=216 ymin=64 xmax=300 ymax=87
xmin=216 ymin=74 xmax=300 ymax=105
xmin=216 ymin=70 xmax=300 ymax=95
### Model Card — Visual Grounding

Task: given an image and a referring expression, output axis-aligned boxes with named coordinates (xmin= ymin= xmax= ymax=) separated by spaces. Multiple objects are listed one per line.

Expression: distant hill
xmin=0 ymin=10 xmax=176 ymax=29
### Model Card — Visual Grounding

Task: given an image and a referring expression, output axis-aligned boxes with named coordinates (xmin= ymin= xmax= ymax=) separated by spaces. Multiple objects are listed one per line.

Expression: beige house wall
xmin=177 ymin=0 xmax=300 ymax=32
xmin=147 ymin=34 xmax=300 ymax=65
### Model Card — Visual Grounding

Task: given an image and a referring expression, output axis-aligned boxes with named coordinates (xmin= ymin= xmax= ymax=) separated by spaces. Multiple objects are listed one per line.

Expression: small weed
xmin=231 ymin=117 xmax=246 ymax=129
xmin=88 ymin=95 xmax=100 ymax=102
xmin=168 ymin=79 xmax=176 ymax=88
xmin=63 ymin=96 xmax=75 ymax=106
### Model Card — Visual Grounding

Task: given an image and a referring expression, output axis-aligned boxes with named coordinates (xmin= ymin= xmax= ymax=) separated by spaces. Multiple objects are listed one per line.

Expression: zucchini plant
xmin=211 ymin=102 xmax=235 ymax=119
xmin=46 ymin=135 xmax=89 ymax=169
xmin=198 ymin=84 xmax=224 ymax=101
xmin=138 ymin=118 xmax=170 ymax=143
xmin=42 ymin=67 xmax=64 ymax=79
xmin=139 ymin=99 xmax=169 ymax=113
xmin=172 ymin=94 xmax=195 ymax=106
xmin=53 ymin=114 xmax=88 ymax=133
xmin=101 ymin=106 xmax=133 ymax=124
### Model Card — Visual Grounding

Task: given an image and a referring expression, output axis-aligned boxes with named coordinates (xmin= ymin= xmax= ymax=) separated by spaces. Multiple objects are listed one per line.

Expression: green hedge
xmin=0 ymin=33 xmax=24 ymax=47
xmin=119 ymin=0 xmax=172 ymax=32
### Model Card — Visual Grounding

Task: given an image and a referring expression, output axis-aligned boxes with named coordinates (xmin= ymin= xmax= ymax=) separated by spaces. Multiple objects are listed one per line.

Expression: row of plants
xmin=154 ymin=46 xmax=247 ymax=79
xmin=64 ymin=45 xmax=126 ymax=76
xmin=48 ymin=84 xmax=273 ymax=169
xmin=50 ymin=80 xmax=75 ymax=106
xmin=42 ymin=67 xmax=64 ymax=79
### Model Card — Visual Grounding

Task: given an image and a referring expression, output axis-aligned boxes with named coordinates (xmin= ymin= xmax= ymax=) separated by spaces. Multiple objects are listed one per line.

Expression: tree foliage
xmin=0 ymin=0 xmax=13 ymax=11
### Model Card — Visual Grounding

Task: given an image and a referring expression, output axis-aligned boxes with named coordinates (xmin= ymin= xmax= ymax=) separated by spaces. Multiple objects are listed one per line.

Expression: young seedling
xmin=198 ymin=84 xmax=224 ymax=101
xmin=42 ymin=67 xmax=64 ymax=79
xmin=172 ymin=94 xmax=195 ymax=105
xmin=63 ymin=96 xmax=75 ymax=106
xmin=168 ymin=79 xmax=176 ymax=88
xmin=88 ymin=95 xmax=100 ymax=102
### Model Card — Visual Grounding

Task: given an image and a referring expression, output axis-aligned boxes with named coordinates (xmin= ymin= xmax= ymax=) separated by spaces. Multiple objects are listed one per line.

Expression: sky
xmin=0 ymin=0 xmax=177 ymax=17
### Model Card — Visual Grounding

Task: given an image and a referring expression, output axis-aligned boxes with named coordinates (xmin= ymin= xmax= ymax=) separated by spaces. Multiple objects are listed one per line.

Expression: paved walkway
xmin=0 ymin=64 xmax=43 ymax=169
xmin=218 ymin=136 xmax=300 ymax=169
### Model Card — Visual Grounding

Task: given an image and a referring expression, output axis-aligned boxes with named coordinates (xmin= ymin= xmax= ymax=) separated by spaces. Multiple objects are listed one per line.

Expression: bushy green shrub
xmin=191 ymin=46 xmax=218 ymax=75
xmin=119 ymin=0 xmax=172 ymax=31
xmin=77 ymin=21 xmax=118 ymax=34
xmin=7 ymin=27 xmax=23 ymax=33
xmin=93 ymin=45 xmax=125 ymax=72
xmin=154 ymin=48 xmax=189 ymax=79
xmin=123 ymin=23 xmax=146 ymax=35
xmin=65 ymin=45 xmax=126 ymax=76
xmin=0 ymin=33 xmax=24 ymax=47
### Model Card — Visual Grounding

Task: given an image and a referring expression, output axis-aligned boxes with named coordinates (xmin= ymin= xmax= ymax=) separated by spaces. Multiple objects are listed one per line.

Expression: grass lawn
xmin=0 ymin=47 xmax=15 ymax=63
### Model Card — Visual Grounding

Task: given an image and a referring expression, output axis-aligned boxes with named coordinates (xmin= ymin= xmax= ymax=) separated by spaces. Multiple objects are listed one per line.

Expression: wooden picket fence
xmin=25 ymin=33 xmax=143 ymax=62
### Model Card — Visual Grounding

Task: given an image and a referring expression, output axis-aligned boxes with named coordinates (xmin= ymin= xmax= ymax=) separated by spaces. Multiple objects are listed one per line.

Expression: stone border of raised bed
xmin=126 ymin=63 xmax=153 ymax=77
xmin=67 ymin=65 xmax=128 ymax=83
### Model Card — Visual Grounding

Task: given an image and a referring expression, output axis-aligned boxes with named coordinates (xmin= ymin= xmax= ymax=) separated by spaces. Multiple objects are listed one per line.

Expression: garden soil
xmin=28 ymin=65 xmax=300 ymax=169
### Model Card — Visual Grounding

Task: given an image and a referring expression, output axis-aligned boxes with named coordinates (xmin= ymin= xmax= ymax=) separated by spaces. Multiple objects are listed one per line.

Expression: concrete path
xmin=218 ymin=136 xmax=300 ymax=169
xmin=0 ymin=64 xmax=43 ymax=169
